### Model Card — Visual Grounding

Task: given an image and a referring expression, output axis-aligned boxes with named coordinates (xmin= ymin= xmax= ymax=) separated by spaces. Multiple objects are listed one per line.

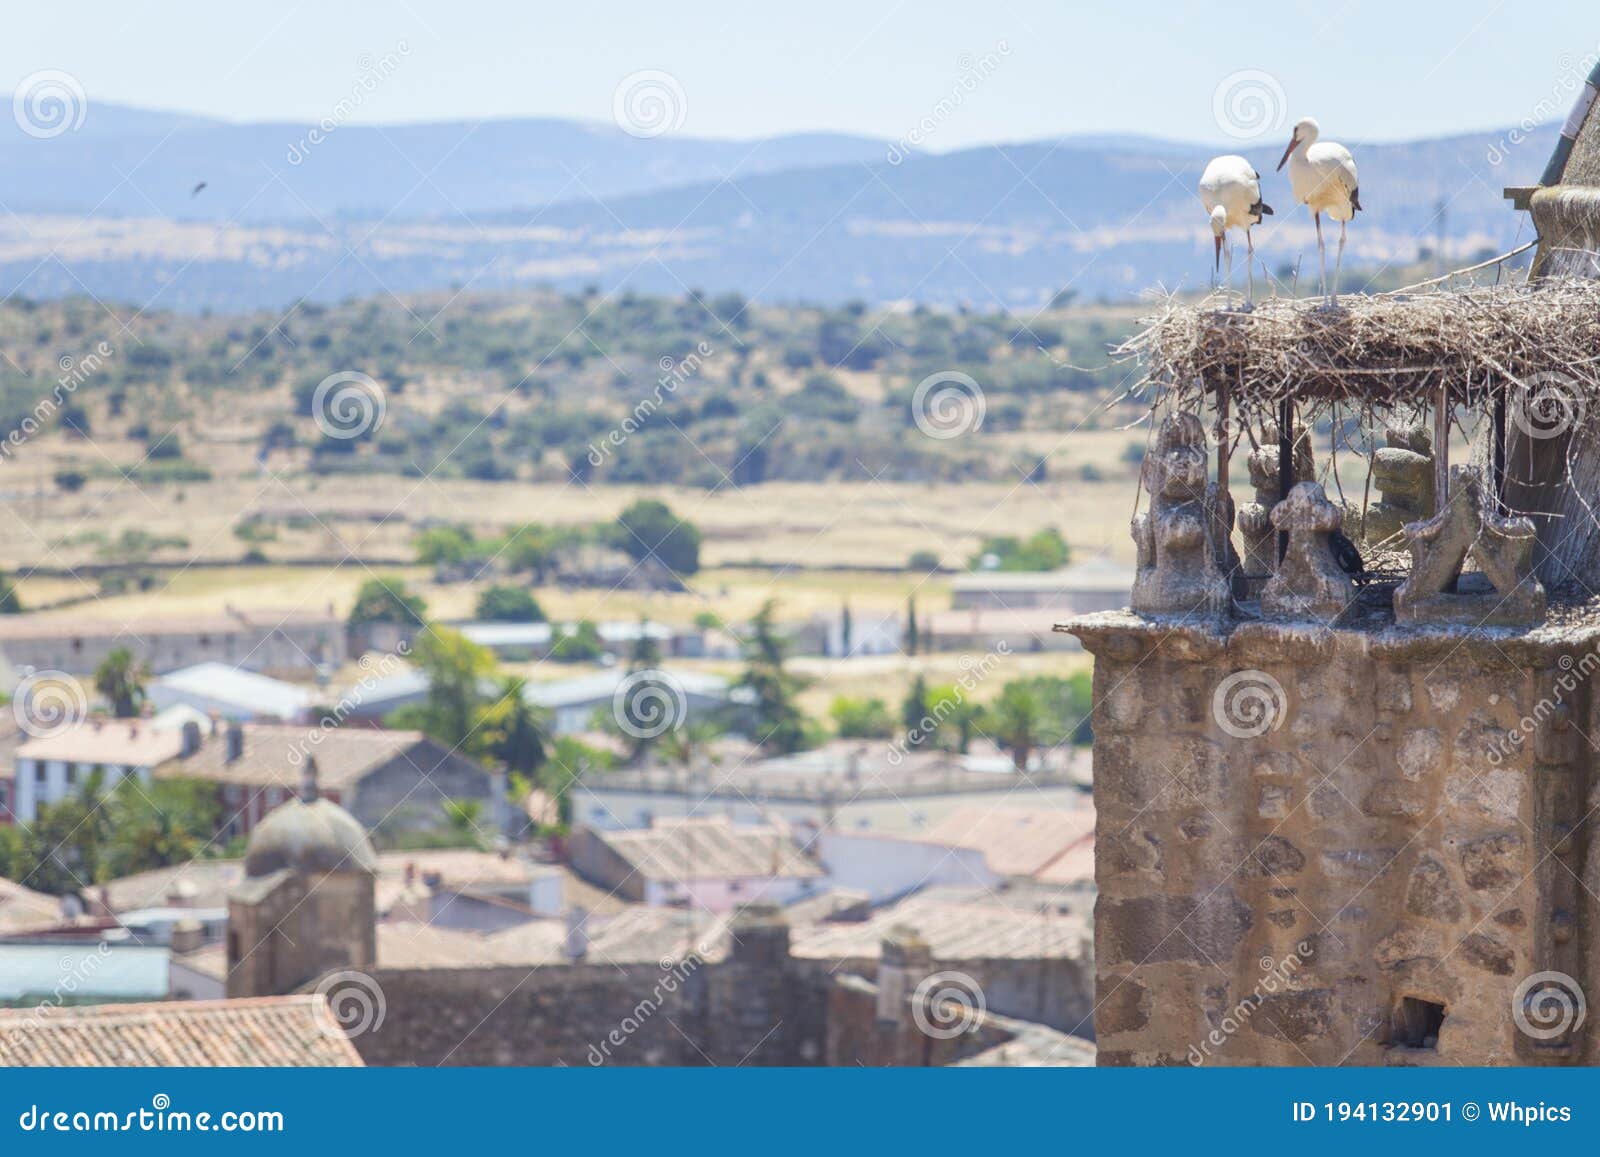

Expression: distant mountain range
xmin=0 ymin=103 xmax=1560 ymax=312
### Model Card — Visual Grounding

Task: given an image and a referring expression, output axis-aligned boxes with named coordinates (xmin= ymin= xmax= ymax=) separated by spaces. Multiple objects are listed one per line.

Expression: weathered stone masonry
xmin=1070 ymin=610 xmax=1595 ymax=1066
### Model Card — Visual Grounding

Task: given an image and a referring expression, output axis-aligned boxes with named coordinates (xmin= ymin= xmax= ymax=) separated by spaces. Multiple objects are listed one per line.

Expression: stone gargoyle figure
xmin=1261 ymin=481 xmax=1356 ymax=622
xmin=1131 ymin=411 xmax=1231 ymax=617
xmin=1394 ymin=465 xmax=1545 ymax=627
xmin=1363 ymin=424 xmax=1434 ymax=547
xmin=1236 ymin=421 xmax=1315 ymax=580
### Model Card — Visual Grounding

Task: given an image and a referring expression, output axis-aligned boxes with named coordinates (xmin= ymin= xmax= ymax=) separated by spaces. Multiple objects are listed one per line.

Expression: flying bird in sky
xmin=1277 ymin=117 xmax=1360 ymax=304
xmin=190 ymin=181 xmax=208 ymax=198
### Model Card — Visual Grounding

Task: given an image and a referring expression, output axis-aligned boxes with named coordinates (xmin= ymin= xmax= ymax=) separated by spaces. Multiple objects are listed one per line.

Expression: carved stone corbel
xmin=1261 ymin=482 xmax=1356 ymax=622
xmin=1394 ymin=466 xmax=1545 ymax=627
xmin=1131 ymin=411 xmax=1231 ymax=618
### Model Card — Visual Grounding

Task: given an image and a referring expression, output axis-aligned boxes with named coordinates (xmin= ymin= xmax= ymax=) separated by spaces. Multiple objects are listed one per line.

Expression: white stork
xmin=1199 ymin=154 xmax=1273 ymax=305
xmin=1277 ymin=116 xmax=1361 ymax=304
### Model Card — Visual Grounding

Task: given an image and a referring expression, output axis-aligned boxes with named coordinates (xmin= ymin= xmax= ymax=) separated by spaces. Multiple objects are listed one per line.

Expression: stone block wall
xmin=1071 ymin=612 xmax=1593 ymax=1066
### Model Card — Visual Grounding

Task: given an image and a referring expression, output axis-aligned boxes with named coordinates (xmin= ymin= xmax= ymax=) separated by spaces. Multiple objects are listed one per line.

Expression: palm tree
xmin=94 ymin=648 xmax=149 ymax=718
xmin=991 ymin=682 xmax=1045 ymax=771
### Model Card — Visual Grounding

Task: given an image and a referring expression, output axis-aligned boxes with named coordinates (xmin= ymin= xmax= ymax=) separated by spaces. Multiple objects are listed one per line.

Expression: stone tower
xmin=225 ymin=758 xmax=379 ymax=998
xmin=1067 ymin=409 xmax=1576 ymax=1066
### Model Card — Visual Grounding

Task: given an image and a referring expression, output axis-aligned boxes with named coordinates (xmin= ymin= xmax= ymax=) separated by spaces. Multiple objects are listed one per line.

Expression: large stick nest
xmin=1116 ymin=279 xmax=1600 ymax=422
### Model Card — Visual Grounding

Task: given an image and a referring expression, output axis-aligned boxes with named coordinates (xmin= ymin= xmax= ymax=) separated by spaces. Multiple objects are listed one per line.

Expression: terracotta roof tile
xmin=0 ymin=996 xmax=364 ymax=1066
xmin=599 ymin=817 xmax=824 ymax=883
xmin=0 ymin=875 xmax=61 ymax=935
xmin=919 ymin=805 xmax=1096 ymax=878
xmin=158 ymin=724 xmax=472 ymax=790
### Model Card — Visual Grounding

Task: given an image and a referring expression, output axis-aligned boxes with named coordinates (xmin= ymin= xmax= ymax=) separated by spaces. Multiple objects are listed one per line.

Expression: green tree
xmin=906 ymin=595 xmax=920 ymax=656
xmin=612 ymin=498 xmax=701 ymax=575
xmin=94 ymin=648 xmax=148 ymax=718
xmin=16 ymin=789 xmax=108 ymax=894
xmin=991 ymin=681 xmax=1045 ymax=771
xmin=927 ymin=683 xmax=986 ymax=753
xmin=901 ymin=674 xmax=931 ymax=747
xmin=829 ymin=695 xmax=893 ymax=739
xmin=0 ymin=571 xmax=21 ymax=614
xmin=737 ymin=600 xmax=810 ymax=754
xmin=409 ymin=627 xmax=496 ymax=750
xmin=475 ymin=585 xmax=545 ymax=622
xmin=479 ymin=677 xmax=549 ymax=777
xmin=626 ymin=619 xmax=662 ymax=672
xmin=970 ymin=528 xmax=1070 ymax=572
xmin=103 ymin=777 xmax=219 ymax=878
xmin=348 ymin=576 xmax=426 ymax=628
xmin=549 ymin=620 xmax=604 ymax=663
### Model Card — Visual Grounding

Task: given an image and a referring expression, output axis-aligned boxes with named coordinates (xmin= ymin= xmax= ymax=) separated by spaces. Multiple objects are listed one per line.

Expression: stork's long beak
xmin=1213 ymin=233 xmax=1223 ymax=272
xmin=1275 ymin=134 xmax=1297 ymax=172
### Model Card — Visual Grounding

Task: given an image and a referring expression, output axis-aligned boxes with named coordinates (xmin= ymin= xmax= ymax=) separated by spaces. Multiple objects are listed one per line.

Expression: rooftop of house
xmin=156 ymin=722 xmax=465 ymax=790
xmin=84 ymin=860 xmax=246 ymax=915
xmin=0 ymin=875 xmax=63 ymax=936
xmin=0 ymin=606 xmax=340 ymax=642
xmin=16 ymin=718 xmax=188 ymax=767
xmin=294 ymin=905 xmax=728 ymax=972
xmin=151 ymin=662 xmax=312 ymax=718
xmin=594 ymin=816 xmax=825 ymax=883
xmin=523 ymin=667 xmax=734 ymax=709
xmin=917 ymin=805 xmax=1096 ymax=880
xmin=790 ymin=885 xmax=1091 ymax=964
xmin=0 ymin=995 xmax=364 ymax=1066
xmin=453 ymin=619 xmax=688 ymax=648
xmin=584 ymin=739 xmax=1078 ymax=802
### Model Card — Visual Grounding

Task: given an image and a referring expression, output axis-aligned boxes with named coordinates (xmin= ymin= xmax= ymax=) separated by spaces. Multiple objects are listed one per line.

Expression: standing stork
xmin=1277 ymin=116 xmax=1361 ymax=304
xmin=1199 ymin=154 xmax=1273 ymax=305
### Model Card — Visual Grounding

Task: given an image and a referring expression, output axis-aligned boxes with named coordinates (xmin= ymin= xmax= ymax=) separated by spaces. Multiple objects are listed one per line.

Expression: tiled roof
xmin=158 ymin=724 xmax=475 ymax=790
xmin=17 ymin=719 xmax=187 ymax=767
xmin=598 ymin=817 xmax=825 ymax=883
xmin=0 ymin=875 xmax=61 ymax=935
xmin=84 ymin=860 xmax=245 ymax=915
xmin=791 ymin=886 xmax=1091 ymax=963
xmin=919 ymin=805 xmax=1096 ymax=878
xmin=374 ymin=906 xmax=727 ymax=971
xmin=0 ymin=996 xmax=364 ymax=1066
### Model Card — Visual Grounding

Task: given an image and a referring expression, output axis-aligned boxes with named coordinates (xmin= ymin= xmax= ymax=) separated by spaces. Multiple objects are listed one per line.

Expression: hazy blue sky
xmin=7 ymin=1 xmax=1599 ymax=147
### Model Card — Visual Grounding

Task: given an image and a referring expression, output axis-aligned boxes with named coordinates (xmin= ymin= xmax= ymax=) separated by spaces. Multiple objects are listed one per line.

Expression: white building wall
xmin=812 ymin=831 xmax=999 ymax=902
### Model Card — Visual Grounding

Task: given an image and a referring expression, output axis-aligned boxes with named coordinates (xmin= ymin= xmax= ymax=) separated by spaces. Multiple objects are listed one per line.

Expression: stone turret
xmin=225 ymin=758 xmax=378 ymax=999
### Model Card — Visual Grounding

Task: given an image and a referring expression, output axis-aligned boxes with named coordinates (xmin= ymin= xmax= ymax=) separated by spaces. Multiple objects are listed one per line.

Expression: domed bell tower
xmin=225 ymin=757 xmax=379 ymax=998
